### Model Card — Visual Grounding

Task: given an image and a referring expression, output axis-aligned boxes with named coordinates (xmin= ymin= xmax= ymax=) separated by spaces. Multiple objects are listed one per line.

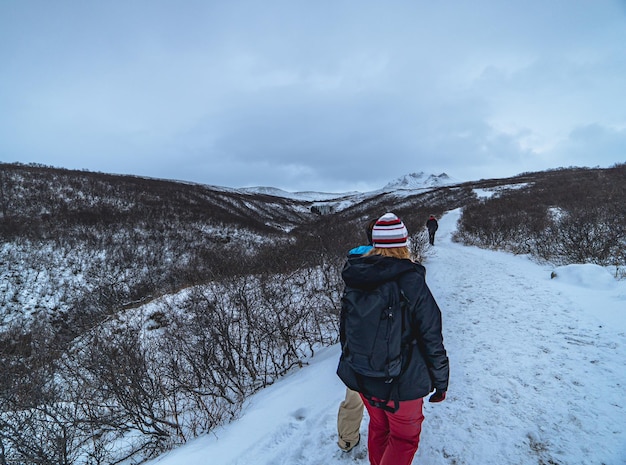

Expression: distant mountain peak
xmin=383 ymin=172 xmax=456 ymax=190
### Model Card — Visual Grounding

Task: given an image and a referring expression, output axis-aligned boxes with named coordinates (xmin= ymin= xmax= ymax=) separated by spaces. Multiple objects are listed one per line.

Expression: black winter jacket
xmin=426 ymin=218 xmax=439 ymax=233
xmin=337 ymin=255 xmax=449 ymax=401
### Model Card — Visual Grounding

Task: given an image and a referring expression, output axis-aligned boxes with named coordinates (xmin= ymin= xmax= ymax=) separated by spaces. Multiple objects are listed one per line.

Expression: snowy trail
xmin=148 ymin=210 xmax=626 ymax=465
xmin=421 ymin=210 xmax=626 ymax=464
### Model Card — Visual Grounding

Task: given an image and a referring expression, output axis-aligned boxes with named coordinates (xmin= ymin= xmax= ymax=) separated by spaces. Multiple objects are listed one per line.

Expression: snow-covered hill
xmin=145 ymin=210 xmax=626 ymax=465
xmin=240 ymin=172 xmax=459 ymax=202
xmin=240 ymin=186 xmax=359 ymax=201
xmin=3 ymin=163 xmax=624 ymax=464
xmin=239 ymin=172 xmax=464 ymax=217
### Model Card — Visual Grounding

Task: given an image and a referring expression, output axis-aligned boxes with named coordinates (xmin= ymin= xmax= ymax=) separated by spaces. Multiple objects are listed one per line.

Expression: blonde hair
xmin=366 ymin=245 xmax=412 ymax=261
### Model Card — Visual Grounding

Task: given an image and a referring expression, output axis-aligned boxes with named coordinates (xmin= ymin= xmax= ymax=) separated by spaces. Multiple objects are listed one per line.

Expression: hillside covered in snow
xmin=0 ymin=162 xmax=624 ymax=464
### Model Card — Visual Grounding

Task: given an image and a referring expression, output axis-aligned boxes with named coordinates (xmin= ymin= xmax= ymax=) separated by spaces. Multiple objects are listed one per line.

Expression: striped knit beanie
xmin=372 ymin=212 xmax=409 ymax=248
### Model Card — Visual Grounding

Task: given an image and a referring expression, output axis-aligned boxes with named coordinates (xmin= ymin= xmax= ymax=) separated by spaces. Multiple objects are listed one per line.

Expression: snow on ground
xmin=473 ymin=183 xmax=532 ymax=199
xmin=146 ymin=209 xmax=626 ymax=465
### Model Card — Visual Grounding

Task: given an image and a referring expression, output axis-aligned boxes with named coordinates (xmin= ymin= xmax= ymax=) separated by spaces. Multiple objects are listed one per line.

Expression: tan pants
xmin=337 ymin=388 xmax=364 ymax=451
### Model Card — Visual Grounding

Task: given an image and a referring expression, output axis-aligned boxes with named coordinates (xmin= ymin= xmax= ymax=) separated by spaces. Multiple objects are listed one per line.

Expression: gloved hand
xmin=428 ymin=388 xmax=446 ymax=403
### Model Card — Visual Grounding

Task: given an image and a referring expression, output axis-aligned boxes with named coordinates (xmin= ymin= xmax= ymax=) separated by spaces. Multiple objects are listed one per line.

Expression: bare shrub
xmin=409 ymin=231 xmax=431 ymax=262
xmin=454 ymin=165 xmax=626 ymax=274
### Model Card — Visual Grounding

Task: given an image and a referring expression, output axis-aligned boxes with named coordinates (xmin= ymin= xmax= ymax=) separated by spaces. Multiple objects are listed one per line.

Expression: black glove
xmin=428 ymin=388 xmax=446 ymax=403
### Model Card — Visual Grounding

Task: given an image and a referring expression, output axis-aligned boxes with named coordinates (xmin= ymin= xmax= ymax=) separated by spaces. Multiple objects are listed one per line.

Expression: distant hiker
xmin=426 ymin=214 xmax=438 ymax=245
xmin=337 ymin=212 xmax=449 ymax=465
xmin=337 ymin=218 xmax=377 ymax=453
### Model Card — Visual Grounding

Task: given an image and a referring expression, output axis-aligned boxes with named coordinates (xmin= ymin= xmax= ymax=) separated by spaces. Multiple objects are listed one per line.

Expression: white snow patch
xmin=473 ymin=183 xmax=531 ymax=199
xmin=551 ymin=263 xmax=617 ymax=290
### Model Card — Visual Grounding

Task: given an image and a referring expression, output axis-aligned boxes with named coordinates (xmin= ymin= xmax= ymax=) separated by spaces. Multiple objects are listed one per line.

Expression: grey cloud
xmin=1 ymin=0 xmax=625 ymax=192
xmin=554 ymin=124 xmax=626 ymax=167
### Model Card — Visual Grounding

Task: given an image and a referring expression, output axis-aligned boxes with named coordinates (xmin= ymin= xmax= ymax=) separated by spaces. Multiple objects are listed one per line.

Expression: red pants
xmin=360 ymin=394 xmax=424 ymax=465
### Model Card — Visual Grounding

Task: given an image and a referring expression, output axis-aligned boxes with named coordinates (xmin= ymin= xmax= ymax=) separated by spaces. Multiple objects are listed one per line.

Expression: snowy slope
xmin=240 ymin=186 xmax=359 ymax=201
xmin=146 ymin=210 xmax=626 ymax=465
xmin=239 ymin=172 xmax=459 ymax=202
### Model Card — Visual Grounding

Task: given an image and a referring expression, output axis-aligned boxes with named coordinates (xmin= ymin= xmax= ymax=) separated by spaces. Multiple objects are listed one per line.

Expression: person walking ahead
xmin=337 ymin=212 xmax=449 ymax=465
xmin=426 ymin=214 xmax=438 ymax=245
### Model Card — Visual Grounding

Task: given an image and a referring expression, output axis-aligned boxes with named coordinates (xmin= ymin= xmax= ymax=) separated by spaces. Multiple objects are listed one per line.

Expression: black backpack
xmin=341 ymin=279 xmax=408 ymax=412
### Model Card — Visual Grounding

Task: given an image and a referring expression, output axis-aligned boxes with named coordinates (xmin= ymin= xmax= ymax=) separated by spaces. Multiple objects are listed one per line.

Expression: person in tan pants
xmin=336 ymin=219 xmax=376 ymax=452
xmin=337 ymin=387 xmax=364 ymax=451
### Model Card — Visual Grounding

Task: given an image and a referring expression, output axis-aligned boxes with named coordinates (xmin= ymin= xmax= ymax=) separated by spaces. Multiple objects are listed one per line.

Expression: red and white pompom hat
xmin=371 ymin=212 xmax=409 ymax=248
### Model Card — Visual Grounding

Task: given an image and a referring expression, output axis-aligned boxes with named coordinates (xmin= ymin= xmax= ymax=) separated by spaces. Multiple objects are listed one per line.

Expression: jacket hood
xmin=341 ymin=254 xmax=424 ymax=289
xmin=347 ymin=244 xmax=374 ymax=258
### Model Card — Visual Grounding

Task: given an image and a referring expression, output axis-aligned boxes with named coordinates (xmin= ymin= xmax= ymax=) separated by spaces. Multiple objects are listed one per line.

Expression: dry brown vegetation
xmin=453 ymin=164 xmax=626 ymax=276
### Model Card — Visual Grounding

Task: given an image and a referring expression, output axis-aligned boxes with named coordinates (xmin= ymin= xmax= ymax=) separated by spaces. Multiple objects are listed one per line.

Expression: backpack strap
xmin=365 ymin=395 xmax=400 ymax=414
xmin=358 ymin=376 xmax=401 ymax=413
xmin=356 ymin=338 xmax=417 ymax=414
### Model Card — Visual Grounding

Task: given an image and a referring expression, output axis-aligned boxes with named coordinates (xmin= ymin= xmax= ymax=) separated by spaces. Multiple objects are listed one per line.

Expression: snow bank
xmin=550 ymin=263 xmax=617 ymax=290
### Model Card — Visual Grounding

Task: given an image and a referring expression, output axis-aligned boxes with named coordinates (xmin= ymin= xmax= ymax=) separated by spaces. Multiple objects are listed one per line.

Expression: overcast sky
xmin=1 ymin=0 xmax=625 ymax=192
